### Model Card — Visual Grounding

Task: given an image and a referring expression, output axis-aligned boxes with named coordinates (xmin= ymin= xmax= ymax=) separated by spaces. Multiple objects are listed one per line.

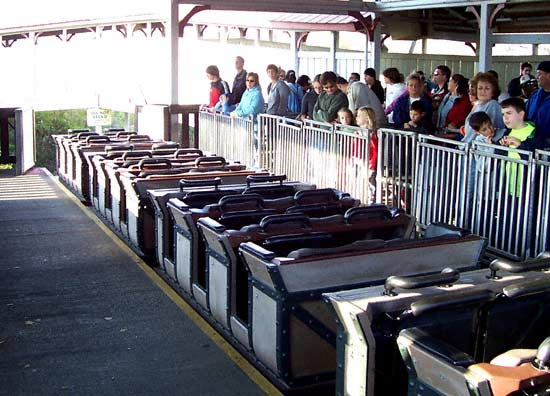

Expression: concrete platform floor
xmin=0 ymin=170 xmax=277 ymax=396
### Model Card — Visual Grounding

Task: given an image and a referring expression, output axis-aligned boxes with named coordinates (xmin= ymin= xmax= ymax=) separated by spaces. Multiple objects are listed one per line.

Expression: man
xmin=205 ymin=65 xmax=230 ymax=110
xmin=519 ymin=75 xmax=538 ymax=101
xmin=430 ymin=65 xmax=451 ymax=112
xmin=363 ymin=67 xmax=385 ymax=104
xmin=265 ymin=64 xmax=289 ymax=116
xmin=508 ymin=62 xmax=534 ymax=98
xmin=313 ymin=72 xmax=348 ymax=123
xmin=231 ymin=56 xmax=247 ymax=105
xmin=526 ymin=61 xmax=550 ymax=146
xmin=336 ymin=77 xmax=386 ymax=127
xmin=348 ymin=72 xmax=361 ymax=83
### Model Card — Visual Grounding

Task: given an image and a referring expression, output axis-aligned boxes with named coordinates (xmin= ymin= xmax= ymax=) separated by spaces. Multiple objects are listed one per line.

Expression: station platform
xmin=0 ymin=168 xmax=278 ymax=396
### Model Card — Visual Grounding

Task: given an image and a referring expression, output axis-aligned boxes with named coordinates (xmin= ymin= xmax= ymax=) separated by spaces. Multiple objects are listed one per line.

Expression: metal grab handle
xmin=174 ymin=149 xmax=203 ymax=158
xmin=179 ymin=177 xmax=221 ymax=191
xmin=502 ymin=277 xmax=550 ymax=299
xmin=105 ymin=144 xmax=133 ymax=152
xmin=121 ymin=150 xmax=152 ymax=160
xmin=218 ymin=193 xmax=264 ymax=212
xmin=488 ymin=255 xmax=550 ymax=280
xmin=246 ymin=174 xmax=286 ymax=187
xmin=127 ymin=134 xmax=150 ymax=141
xmin=137 ymin=158 xmax=172 ymax=170
xmin=85 ymin=135 xmax=110 ymax=144
xmin=69 ymin=128 xmax=91 ymax=135
xmin=402 ymin=289 xmax=494 ymax=319
xmin=383 ymin=268 xmax=460 ymax=296
xmin=194 ymin=156 xmax=226 ymax=167
xmin=345 ymin=205 xmax=392 ymax=223
xmin=152 ymin=142 xmax=179 ymax=151
xmin=260 ymin=213 xmax=310 ymax=232
xmin=76 ymin=131 xmax=97 ymax=139
xmin=115 ymin=131 xmax=136 ymax=138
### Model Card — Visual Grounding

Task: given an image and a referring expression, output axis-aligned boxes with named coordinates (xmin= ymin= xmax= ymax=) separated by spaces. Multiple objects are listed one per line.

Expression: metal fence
xmin=469 ymin=141 xmax=536 ymax=260
xmin=197 ymin=111 xmax=550 ymax=260
xmin=413 ymin=135 xmax=471 ymax=229
xmin=257 ymin=116 xmax=374 ymax=200
xmin=534 ymin=150 xmax=550 ymax=257
xmin=198 ymin=111 xmax=255 ymax=167
xmin=376 ymin=128 xmax=417 ymax=211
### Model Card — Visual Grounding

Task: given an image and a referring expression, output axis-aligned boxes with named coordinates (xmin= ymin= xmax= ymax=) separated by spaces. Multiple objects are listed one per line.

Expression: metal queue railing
xmin=333 ymin=123 xmax=371 ymax=203
xmin=376 ymin=128 xmax=417 ymax=212
xmin=197 ymin=110 xmax=550 ymax=260
xmin=301 ymin=119 xmax=337 ymax=189
xmin=413 ymin=135 xmax=471 ymax=230
xmin=534 ymin=150 xmax=550 ymax=257
xmin=470 ymin=141 xmax=536 ymax=260
xmin=198 ymin=111 xmax=255 ymax=167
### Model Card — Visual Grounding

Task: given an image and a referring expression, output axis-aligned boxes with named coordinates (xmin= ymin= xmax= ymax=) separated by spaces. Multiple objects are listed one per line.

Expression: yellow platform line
xmin=52 ymin=174 xmax=282 ymax=396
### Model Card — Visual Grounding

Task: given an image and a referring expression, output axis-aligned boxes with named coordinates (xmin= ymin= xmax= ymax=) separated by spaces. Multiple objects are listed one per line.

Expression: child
xmin=337 ymin=107 xmax=355 ymax=127
xmin=403 ymin=100 xmax=428 ymax=134
xmin=468 ymin=111 xmax=495 ymax=144
xmin=498 ymin=97 xmax=541 ymax=197
xmin=356 ymin=106 xmax=378 ymax=202
xmin=466 ymin=111 xmax=499 ymax=232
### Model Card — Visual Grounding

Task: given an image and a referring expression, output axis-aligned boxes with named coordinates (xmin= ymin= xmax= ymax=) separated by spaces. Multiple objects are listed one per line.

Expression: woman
xmin=437 ymin=74 xmax=472 ymax=131
xmin=462 ymin=72 xmax=506 ymax=143
xmin=390 ymin=72 xmax=433 ymax=131
xmin=298 ymin=74 xmax=321 ymax=121
xmin=382 ymin=67 xmax=406 ymax=123
xmin=230 ymin=72 xmax=264 ymax=118
xmin=285 ymin=70 xmax=303 ymax=115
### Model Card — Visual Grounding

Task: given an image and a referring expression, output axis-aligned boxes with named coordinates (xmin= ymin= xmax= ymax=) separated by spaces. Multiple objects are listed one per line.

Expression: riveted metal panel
xmin=252 ymin=286 xmax=278 ymax=372
xmin=176 ymin=233 xmax=192 ymax=293
xmin=208 ymin=254 xmax=229 ymax=328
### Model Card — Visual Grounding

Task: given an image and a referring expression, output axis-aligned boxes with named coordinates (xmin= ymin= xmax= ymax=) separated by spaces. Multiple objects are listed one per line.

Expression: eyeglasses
xmin=433 ymin=73 xmax=441 ymax=76
xmin=246 ymin=79 xmax=256 ymax=83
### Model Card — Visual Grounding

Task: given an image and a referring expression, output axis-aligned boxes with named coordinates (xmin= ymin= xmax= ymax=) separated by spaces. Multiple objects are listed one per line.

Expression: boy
xmin=499 ymin=97 xmax=541 ymax=196
xmin=404 ymin=100 xmax=429 ymax=134
xmin=499 ymin=97 xmax=537 ymax=151
xmin=468 ymin=111 xmax=496 ymax=144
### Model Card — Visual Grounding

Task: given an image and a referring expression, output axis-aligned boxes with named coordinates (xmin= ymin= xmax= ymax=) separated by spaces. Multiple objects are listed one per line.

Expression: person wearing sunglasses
xmin=231 ymin=72 xmax=265 ymax=118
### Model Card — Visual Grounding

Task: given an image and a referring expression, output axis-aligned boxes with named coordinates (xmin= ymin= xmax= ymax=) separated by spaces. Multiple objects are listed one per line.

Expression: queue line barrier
xmin=197 ymin=111 xmax=550 ymax=260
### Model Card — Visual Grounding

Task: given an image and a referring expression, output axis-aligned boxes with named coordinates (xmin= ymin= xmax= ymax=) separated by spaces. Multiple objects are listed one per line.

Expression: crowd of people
xmin=203 ymin=57 xmax=550 ymax=155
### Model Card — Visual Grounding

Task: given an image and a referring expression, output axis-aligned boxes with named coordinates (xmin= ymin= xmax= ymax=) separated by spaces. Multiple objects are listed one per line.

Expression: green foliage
xmin=35 ymin=109 xmax=134 ymax=174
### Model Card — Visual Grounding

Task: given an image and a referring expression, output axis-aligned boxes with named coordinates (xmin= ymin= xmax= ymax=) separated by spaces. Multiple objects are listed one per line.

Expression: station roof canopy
xmin=2 ymin=0 xmax=550 ymax=45
xmin=181 ymin=0 xmax=550 ymax=42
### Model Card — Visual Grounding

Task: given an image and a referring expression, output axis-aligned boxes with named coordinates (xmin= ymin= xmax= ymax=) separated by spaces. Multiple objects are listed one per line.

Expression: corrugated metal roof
xmin=188 ymin=10 xmax=371 ymax=31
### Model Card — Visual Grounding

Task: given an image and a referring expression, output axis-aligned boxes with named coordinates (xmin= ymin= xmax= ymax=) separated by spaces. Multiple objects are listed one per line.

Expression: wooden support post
xmin=329 ymin=31 xmax=338 ymax=73
xmin=478 ymin=2 xmax=493 ymax=72
xmin=167 ymin=0 xmax=179 ymax=139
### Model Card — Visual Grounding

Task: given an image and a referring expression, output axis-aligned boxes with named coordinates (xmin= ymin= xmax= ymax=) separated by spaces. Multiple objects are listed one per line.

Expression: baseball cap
xmin=537 ymin=61 xmax=550 ymax=73
xmin=520 ymin=75 xmax=537 ymax=86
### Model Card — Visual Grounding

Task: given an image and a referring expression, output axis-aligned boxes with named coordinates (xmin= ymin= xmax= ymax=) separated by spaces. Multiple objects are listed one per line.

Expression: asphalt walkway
xmin=0 ymin=169 xmax=274 ymax=396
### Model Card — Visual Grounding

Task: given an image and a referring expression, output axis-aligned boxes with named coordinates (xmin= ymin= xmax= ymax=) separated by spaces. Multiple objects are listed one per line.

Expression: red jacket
xmin=446 ymin=96 xmax=473 ymax=128
xmin=209 ymin=79 xmax=230 ymax=108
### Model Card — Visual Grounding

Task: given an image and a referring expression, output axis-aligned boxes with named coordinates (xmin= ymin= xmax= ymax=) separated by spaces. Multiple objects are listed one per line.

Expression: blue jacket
xmin=235 ymin=86 xmax=264 ymax=118
xmin=526 ymin=88 xmax=550 ymax=140
xmin=392 ymin=93 xmax=433 ymax=131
